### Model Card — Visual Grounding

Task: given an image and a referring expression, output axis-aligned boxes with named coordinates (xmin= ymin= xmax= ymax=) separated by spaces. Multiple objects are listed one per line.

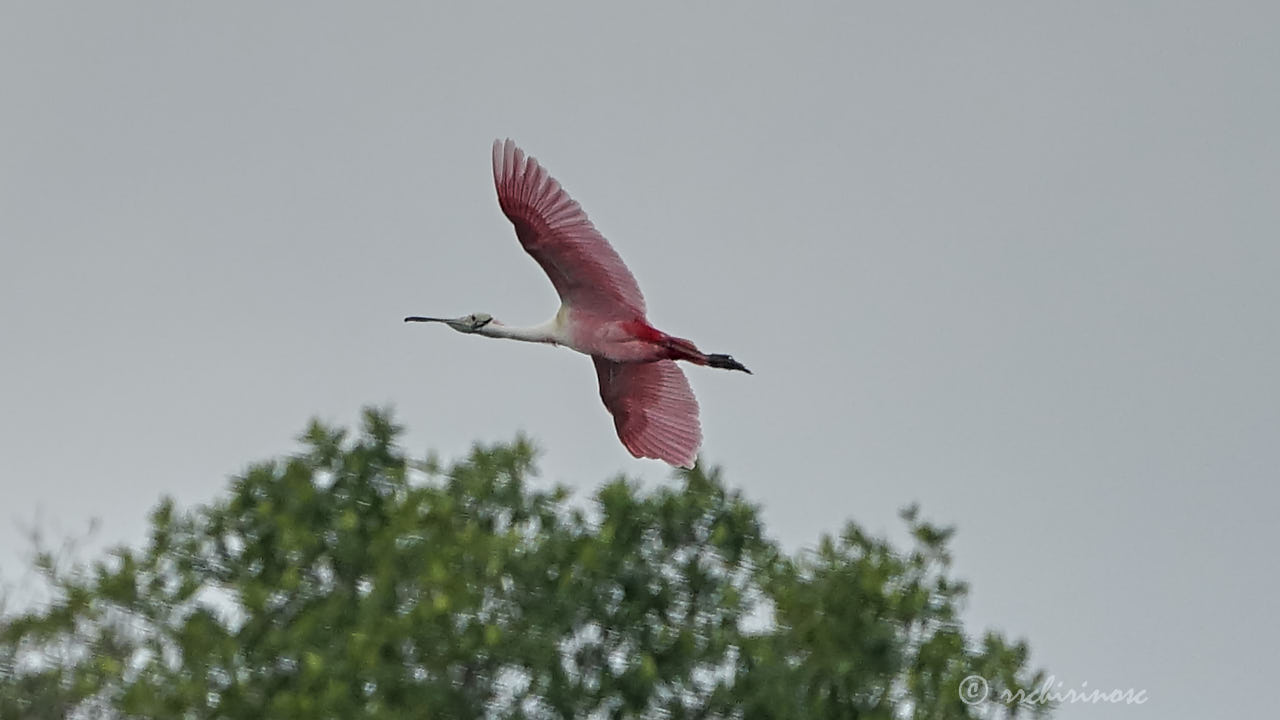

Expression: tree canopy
xmin=1 ymin=409 xmax=1049 ymax=718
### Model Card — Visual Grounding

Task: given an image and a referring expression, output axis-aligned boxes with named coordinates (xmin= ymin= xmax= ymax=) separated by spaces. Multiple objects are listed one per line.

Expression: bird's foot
xmin=708 ymin=354 xmax=751 ymax=374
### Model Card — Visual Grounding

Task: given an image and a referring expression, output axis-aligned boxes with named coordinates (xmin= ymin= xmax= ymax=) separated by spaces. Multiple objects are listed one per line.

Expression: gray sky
xmin=2 ymin=3 xmax=1276 ymax=718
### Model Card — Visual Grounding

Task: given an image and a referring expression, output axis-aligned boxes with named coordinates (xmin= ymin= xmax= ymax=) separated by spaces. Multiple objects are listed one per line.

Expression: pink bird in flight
xmin=406 ymin=139 xmax=750 ymax=468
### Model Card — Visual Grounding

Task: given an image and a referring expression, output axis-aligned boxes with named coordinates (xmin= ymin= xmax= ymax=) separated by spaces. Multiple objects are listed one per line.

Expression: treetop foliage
xmin=1 ymin=408 xmax=1049 ymax=719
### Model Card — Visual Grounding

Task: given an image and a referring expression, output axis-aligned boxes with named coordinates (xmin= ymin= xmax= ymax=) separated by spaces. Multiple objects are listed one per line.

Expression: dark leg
xmin=707 ymin=354 xmax=752 ymax=374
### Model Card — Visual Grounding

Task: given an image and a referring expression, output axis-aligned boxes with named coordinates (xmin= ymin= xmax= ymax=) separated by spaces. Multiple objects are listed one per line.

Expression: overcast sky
xmin=2 ymin=3 xmax=1277 ymax=718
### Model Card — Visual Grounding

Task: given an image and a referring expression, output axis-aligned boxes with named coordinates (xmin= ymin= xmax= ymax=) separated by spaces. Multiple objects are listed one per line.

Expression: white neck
xmin=477 ymin=317 xmax=563 ymax=345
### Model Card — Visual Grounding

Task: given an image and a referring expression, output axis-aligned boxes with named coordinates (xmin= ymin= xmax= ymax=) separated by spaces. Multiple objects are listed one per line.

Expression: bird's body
xmin=476 ymin=306 xmax=700 ymax=364
xmin=406 ymin=140 xmax=748 ymax=468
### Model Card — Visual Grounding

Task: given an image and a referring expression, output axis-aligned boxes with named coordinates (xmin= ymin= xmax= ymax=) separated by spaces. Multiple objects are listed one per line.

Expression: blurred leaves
xmin=1 ymin=408 xmax=1048 ymax=719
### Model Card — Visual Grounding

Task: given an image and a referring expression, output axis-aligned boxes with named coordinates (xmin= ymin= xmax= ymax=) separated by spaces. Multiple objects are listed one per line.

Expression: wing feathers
xmin=493 ymin=139 xmax=647 ymax=316
xmin=593 ymin=358 xmax=701 ymax=468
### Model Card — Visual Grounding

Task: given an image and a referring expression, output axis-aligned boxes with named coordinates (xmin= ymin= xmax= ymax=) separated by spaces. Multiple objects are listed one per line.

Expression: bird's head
xmin=404 ymin=313 xmax=493 ymax=334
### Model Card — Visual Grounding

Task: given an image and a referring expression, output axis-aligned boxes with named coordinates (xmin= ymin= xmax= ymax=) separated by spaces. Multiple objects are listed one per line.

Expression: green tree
xmin=1 ymin=409 xmax=1049 ymax=719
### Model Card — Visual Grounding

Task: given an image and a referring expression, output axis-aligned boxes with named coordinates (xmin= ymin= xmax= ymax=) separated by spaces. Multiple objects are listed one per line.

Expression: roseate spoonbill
xmin=406 ymin=139 xmax=749 ymax=468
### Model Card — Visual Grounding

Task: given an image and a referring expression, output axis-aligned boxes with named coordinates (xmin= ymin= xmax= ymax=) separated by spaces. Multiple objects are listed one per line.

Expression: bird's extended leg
xmin=622 ymin=320 xmax=751 ymax=374
xmin=661 ymin=335 xmax=751 ymax=374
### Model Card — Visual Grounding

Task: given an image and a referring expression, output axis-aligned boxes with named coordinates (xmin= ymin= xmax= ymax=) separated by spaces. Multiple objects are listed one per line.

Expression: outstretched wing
xmin=593 ymin=358 xmax=701 ymax=468
xmin=493 ymin=139 xmax=646 ymax=317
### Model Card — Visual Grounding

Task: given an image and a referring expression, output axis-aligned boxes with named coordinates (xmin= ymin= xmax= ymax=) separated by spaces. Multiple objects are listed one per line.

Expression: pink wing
xmin=593 ymin=357 xmax=702 ymax=468
xmin=493 ymin=139 xmax=647 ymax=317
